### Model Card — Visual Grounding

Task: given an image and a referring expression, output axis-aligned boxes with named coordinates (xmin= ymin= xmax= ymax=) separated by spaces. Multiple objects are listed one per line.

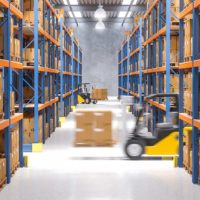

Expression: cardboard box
xmin=0 ymin=158 xmax=6 ymax=183
xmin=24 ymin=48 xmax=41 ymax=65
xmin=45 ymin=123 xmax=49 ymax=140
xmin=75 ymin=126 xmax=94 ymax=143
xmin=10 ymin=91 xmax=15 ymax=111
xmin=75 ymin=111 xmax=94 ymax=128
xmin=14 ymin=39 xmax=20 ymax=58
xmin=94 ymin=111 xmax=112 ymax=129
xmin=93 ymin=125 xmax=112 ymax=144
xmin=23 ymin=11 xmax=43 ymax=26
xmin=24 ymin=0 xmax=43 ymax=11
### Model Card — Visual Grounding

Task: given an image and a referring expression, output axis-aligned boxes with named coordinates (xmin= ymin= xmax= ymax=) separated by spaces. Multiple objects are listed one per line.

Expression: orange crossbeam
xmin=63 ymin=91 xmax=72 ymax=98
xmin=130 ymin=48 xmax=139 ymax=57
xmin=194 ymin=0 xmax=200 ymax=8
xmin=179 ymin=61 xmax=193 ymax=69
xmin=10 ymin=4 xmax=23 ymax=19
xmin=193 ymin=59 xmax=200 ymax=68
xmin=130 ymin=25 xmax=139 ymax=38
xmin=45 ymin=0 xmax=59 ymax=20
xmin=179 ymin=113 xmax=193 ymax=125
xmin=143 ymin=27 xmax=166 ymax=46
xmin=179 ymin=3 xmax=193 ymax=19
xmin=0 ymin=59 xmax=9 ymax=67
xmin=0 ymin=119 xmax=9 ymax=131
xmin=193 ymin=119 xmax=200 ymax=129
xmin=146 ymin=99 xmax=166 ymax=111
xmin=130 ymin=91 xmax=139 ymax=98
xmin=0 ymin=0 xmax=9 ymax=8
xmin=74 ymin=57 xmax=79 ymax=62
xmin=10 ymin=113 xmax=23 ymax=125
xmin=144 ymin=0 xmax=159 ymax=19
xmin=130 ymin=71 xmax=140 ymax=75
xmin=64 ymin=48 xmax=72 ymax=57
xmin=10 ymin=61 xmax=23 ymax=70
xmin=63 ymin=71 xmax=72 ymax=75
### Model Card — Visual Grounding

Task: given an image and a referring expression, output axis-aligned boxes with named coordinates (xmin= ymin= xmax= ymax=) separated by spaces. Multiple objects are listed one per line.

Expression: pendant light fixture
xmin=94 ymin=1 xmax=106 ymax=19
xmin=95 ymin=19 xmax=105 ymax=30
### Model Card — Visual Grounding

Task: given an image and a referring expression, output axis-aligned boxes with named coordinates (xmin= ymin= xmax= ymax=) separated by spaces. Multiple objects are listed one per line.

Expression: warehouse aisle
xmin=0 ymin=101 xmax=200 ymax=200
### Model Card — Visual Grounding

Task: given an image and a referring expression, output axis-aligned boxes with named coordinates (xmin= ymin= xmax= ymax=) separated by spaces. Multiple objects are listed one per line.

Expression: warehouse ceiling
xmin=51 ymin=0 xmax=147 ymax=26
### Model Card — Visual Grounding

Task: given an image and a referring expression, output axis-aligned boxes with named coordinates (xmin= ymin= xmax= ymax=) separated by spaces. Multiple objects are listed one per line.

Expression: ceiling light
xmin=68 ymin=11 xmax=82 ymax=18
xmin=94 ymin=5 xmax=107 ymax=19
xmin=69 ymin=0 xmax=78 ymax=5
xmin=118 ymin=11 xmax=132 ymax=18
xmin=122 ymin=0 xmax=132 ymax=5
xmin=95 ymin=19 xmax=105 ymax=30
xmin=63 ymin=0 xmax=67 ymax=5
xmin=122 ymin=0 xmax=138 ymax=5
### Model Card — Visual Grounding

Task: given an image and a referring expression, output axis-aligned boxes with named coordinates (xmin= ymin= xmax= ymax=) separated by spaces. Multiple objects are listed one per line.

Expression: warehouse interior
xmin=0 ymin=0 xmax=200 ymax=199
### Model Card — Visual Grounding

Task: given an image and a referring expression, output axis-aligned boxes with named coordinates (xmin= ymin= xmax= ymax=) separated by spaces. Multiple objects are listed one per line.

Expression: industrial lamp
xmin=94 ymin=4 xmax=106 ymax=19
xmin=95 ymin=19 xmax=105 ymax=30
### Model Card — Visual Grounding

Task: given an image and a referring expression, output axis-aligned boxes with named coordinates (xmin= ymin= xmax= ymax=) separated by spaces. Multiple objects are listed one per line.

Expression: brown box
xmin=10 ymin=91 xmax=15 ymax=111
xmin=24 ymin=48 xmax=41 ymax=65
xmin=93 ymin=125 xmax=112 ymax=144
xmin=23 ymin=11 xmax=43 ymax=26
xmin=94 ymin=111 xmax=112 ymax=129
xmin=0 ymin=158 xmax=6 ymax=183
xmin=75 ymin=126 xmax=94 ymax=143
xmin=45 ymin=87 xmax=48 ymax=102
xmin=76 ymin=111 xmax=94 ymax=128
xmin=24 ymin=0 xmax=43 ymax=11
xmin=14 ymin=39 xmax=20 ymax=58
xmin=45 ymin=123 xmax=49 ymax=140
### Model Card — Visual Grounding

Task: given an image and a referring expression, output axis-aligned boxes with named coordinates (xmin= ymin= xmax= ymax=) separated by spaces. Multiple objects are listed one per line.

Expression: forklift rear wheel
xmin=124 ymin=139 xmax=144 ymax=160
xmin=85 ymin=98 xmax=91 ymax=104
xmin=93 ymin=100 xmax=97 ymax=104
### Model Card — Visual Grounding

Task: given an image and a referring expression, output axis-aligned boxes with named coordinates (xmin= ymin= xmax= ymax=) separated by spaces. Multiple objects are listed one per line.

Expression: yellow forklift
xmin=124 ymin=93 xmax=182 ymax=159
xmin=78 ymin=83 xmax=97 ymax=104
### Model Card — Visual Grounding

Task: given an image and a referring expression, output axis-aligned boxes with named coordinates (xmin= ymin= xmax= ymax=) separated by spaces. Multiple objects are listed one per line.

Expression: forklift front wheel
xmin=85 ymin=98 xmax=91 ymax=104
xmin=93 ymin=100 xmax=97 ymax=104
xmin=124 ymin=139 xmax=144 ymax=160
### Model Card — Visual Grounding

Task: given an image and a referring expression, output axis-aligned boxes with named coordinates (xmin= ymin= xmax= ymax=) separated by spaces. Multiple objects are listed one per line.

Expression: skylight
xmin=63 ymin=0 xmax=79 ymax=5
xmin=118 ymin=11 xmax=132 ymax=18
xmin=122 ymin=0 xmax=138 ymax=5
xmin=68 ymin=11 xmax=82 ymax=18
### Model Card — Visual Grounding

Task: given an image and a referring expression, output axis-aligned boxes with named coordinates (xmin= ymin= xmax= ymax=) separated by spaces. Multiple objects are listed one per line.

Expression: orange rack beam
xmin=74 ymin=57 xmax=79 ymax=62
xmin=63 ymin=91 xmax=72 ymax=98
xmin=193 ymin=119 xmax=200 ymax=129
xmin=0 ymin=119 xmax=9 ymax=131
xmin=130 ymin=48 xmax=139 ymax=57
xmin=143 ymin=0 xmax=159 ymax=19
xmin=179 ymin=2 xmax=193 ymax=19
xmin=193 ymin=59 xmax=200 ymax=68
xmin=10 ymin=3 xmax=23 ymax=19
xmin=63 ymin=71 xmax=72 ymax=75
xmin=179 ymin=113 xmax=193 ymax=125
xmin=0 ymin=59 xmax=9 ymax=68
xmin=145 ymin=99 xmax=166 ymax=111
xmin=179 ymin=61 xmax=193 ymax=69
xmin=0 ymin=0 xmax=9 ymax=7
xmin=130 ymin=71 xmax=140 ymax=75
xmin=10 ymin=113 xmax=23 ymax=125
xmin=45 ymin=0 xmax=59 ymax=19
xmin=130 ymin=91 xmax=139 ymax=98
xmin=64 ymin=48 xmax=72 ymax=57
xmin=194 ymin=0 xmax=200 ymax=8
xmin=130 ymin=25 xmax=139 ymax=38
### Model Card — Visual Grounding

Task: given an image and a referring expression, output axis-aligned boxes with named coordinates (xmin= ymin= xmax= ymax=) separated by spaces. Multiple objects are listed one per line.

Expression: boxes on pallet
xmin=24 ymin=48 xmax=41 ymax=65
xmin=14 ymin=39 xmax=20 ymax=58
xmin=45 ymin=123 xmax=49 ymax=140
xmin=75 ymin=110 xmax=114 ymax=146
xmin=10 ymin=91 xmax=15 ymax=112
xmin=92 ymin=88 xmax=108 ymax=100
xmin=45 ymin=87 xmax=48 ymax=102
xmin=23 ymin=114 xmax=43 ymax=144
xmin=184 ymin=17 xmax=192 ymax=58
xmin=0 ymin=158 xmax=6 ymax=183
xmin=24 ymin=0 xmax=43 ymax=11
xmin=11 ymin=0 xmax=20 ymax=8
xmin=23 ymin=11 xmax=43 ymax=26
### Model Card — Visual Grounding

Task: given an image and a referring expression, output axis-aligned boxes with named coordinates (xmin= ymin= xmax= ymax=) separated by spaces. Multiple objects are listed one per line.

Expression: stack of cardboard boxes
xmin=23 ymin=113 xmax=43 ymax=144
xmin=0 ymin=125 xmax=19 ymax=174
xmin=24 ymin=48 xmax=41 ymax=66
xmin=75 ymin=110 xmax=114 ymax=146
xmin=184 ymin=15 xmax=192 ymax=59
xmin=92 ymin=89 xmax=108 ymax=100
xmin=183 ymin=73 xmax=192 ymax=113
xmin=23 ymin=0 xmax=43 ymax=26
xmin=183 ymin=130 xmax=192 ymax=171
xmin=0 ymin=158 xmax=6 ymax=185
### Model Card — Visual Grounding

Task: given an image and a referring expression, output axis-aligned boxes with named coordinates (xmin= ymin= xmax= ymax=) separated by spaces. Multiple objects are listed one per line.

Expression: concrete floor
xmin=0 ymin=99 xmax=200 ymax=200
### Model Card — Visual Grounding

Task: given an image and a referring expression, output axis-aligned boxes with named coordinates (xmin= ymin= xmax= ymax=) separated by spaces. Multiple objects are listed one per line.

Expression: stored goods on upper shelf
xmin=0 ymin=71 xmax=3 ymax=114
xmin=24 ymin=48 xmax=41 ymax=66
xmin=0 ymin=158 xmax=6 ymax=186
xmin=23 ymin=0 xmax=43 ymax=12
xmin=23 ymin=11 xmax=44 ymax=26
xmin=11 ymin=0 xmax=20 ymax=9
xmin=184 ymin=16 xmax=192 ymax=60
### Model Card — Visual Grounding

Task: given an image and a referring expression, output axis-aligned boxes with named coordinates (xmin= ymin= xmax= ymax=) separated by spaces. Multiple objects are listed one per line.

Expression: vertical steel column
xmin=139 ymin=18 xmax=143 ymax=104
xmin=4 ymin=5 xmax=11 ymax=184
xmin=60 ymin=18 xmax=64 ymax=116
xmin=165 ymin=0 xmax=171 ymax=121
xmin=18 ymin=5 xmax=24 ymax=165
xmin=34 ymin=0 xmax=39 ymax=143
xmin=127 ymin=39 xmax=130 ymax=95
xmin=192 ymin=5 xmax=199 ymax=184
xmin=71 ymin=40 xmax=74 ymax=105
xmin=178 ymin=0 xmax=184 ymax=168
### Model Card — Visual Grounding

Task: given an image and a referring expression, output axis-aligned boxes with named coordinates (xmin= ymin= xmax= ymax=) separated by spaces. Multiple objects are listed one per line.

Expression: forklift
xmin=78 ymin=83 xmax=97 ymax=104
xmin=124 ymin=93 xmax=180 ymax=159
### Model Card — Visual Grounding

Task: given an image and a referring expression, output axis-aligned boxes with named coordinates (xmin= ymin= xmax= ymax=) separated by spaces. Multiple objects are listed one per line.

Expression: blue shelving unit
xmin=179 ymin=0 xmax=200 ymax=184
xmin=0 ymin=0 xmax=23 ymax=184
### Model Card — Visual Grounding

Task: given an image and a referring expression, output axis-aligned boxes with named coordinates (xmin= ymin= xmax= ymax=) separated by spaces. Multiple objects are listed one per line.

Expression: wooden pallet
xmin=184 ymin=108 xmax=192 ymax=116
xmin=162 ymin=62 xmax=178 ymax=67
xmin=184 ymin=56 xmax=192 ymax=62
xmin=0 ymin=178 xmax=7 ymax=191
xmin=74 ymin=140 xmax=116 ymax=147
xmin=11 ymin=55 xmax=20 ymax=62
xmin=23 ymin=61 xmax=34 ymax=66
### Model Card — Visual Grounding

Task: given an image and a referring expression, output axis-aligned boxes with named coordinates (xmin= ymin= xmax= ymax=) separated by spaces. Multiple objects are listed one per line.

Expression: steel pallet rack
xmin=178 ymin=0 xmax=200 ymax=184
xmin=0 ymin=0 xmax=23 ymax=184
xmin=118 ymin=39 xmax=129 ymax=96
xmin=22 ymin=0 xmax=62 ymax=151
